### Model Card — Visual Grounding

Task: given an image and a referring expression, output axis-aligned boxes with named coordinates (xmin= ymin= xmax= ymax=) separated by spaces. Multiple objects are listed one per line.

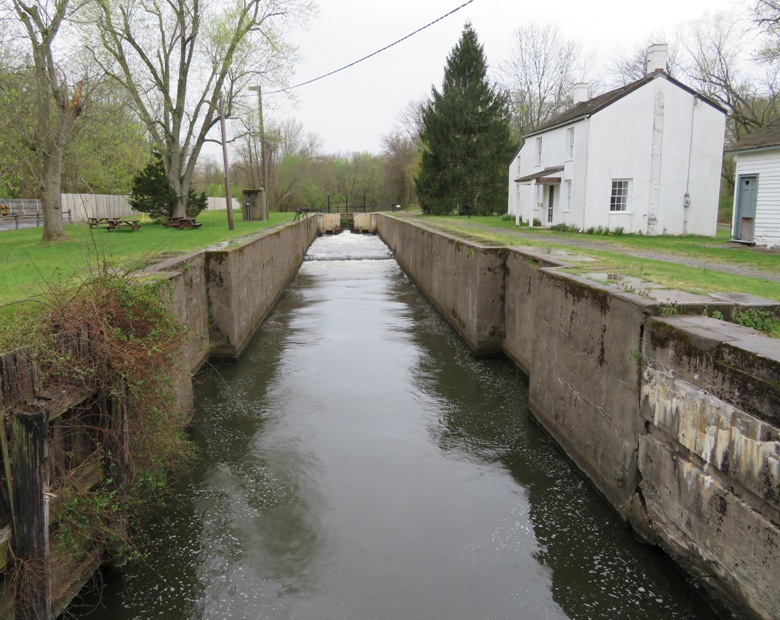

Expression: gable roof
xmin=726 ymin=117 xmax=780 ymax=153
xmin=522 ymin=72 xmax=725 ymax=139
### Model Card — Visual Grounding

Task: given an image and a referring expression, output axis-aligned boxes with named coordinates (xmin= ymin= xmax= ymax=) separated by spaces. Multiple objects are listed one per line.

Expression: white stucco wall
xmin=656 ymin=82 xmax=725 ymax=236
xmin=732 ymin=149 xmax=780 ymax=248
xmin=507 ymin=75 xmax=725 ymax=236
xmin=508 ymin=119 xmax=589 ymax=227
xmin=584 ymin=85 xmax=656 ymax=233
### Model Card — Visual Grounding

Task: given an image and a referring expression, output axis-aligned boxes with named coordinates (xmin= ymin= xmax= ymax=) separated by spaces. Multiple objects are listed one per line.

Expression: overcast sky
xmin=259 ymin=0 xmax=742 ymax=155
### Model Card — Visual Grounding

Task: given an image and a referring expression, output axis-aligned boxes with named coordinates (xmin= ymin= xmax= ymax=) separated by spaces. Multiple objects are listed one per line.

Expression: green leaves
xmin=415 ymin=23 xmax=517 ymax=216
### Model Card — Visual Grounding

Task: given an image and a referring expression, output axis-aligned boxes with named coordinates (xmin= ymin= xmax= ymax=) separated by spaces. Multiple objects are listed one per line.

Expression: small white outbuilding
xmin=507 ymin=45 xmax=726 ymax=236
xmin=726 ymin=118 xmax=780 ymax=248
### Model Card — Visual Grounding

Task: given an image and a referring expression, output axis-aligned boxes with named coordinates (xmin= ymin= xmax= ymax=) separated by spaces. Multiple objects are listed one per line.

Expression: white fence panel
xmin=205 ymin=197 xmax=239 ymax=211
xmin=61 ymin=194 xmax=135 ymax=223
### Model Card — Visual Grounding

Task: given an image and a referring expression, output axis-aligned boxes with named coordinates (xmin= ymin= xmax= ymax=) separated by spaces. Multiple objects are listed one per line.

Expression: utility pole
xmin=248 ymin=85 xmax=269 ymax=217
xmin=219 ymin=95 xmax=235 ymax=230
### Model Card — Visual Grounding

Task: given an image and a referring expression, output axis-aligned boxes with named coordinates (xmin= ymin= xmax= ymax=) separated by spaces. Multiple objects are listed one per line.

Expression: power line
xmin=266 ymin=0 xmax=477 ymax=95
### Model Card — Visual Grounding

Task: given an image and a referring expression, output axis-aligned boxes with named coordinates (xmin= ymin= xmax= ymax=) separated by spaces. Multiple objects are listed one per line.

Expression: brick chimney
xmin=646 ymin=44 xmax=668 ymax=74
xmin=572 ymin=83 xmax=589 ymax=105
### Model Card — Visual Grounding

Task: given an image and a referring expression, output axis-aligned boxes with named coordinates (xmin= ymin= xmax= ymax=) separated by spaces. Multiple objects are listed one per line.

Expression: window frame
xmin=535 ymin=137 xmax=543 ymax=165
xmin=564 ymin=180 xmax=572 ymax=212
xmin=566 ymin=128 xmax=575 ymax=161
xmin=610 ymin=179 xmax=631 ymax=212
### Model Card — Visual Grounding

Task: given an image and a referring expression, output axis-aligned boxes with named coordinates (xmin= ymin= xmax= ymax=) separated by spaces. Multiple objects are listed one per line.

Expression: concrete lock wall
xmin=374 ymin=213 xmax=780 ymax=620
xmin=510 ymin=256 xmax=652 ymax=511
xmin=319 ymin=214 xmax=341 ymax=234
xmin=375 ymin=215 xmax=506 ymax=355
xmin=353 ymin=213 xmax=375 ymax=233
xmin=205 ymin=217 xmax=319 ymax=358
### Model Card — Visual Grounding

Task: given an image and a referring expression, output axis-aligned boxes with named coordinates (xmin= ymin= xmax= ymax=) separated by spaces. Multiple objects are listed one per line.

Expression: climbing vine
xmin=0 ymin=271 xmax=195 ymax=607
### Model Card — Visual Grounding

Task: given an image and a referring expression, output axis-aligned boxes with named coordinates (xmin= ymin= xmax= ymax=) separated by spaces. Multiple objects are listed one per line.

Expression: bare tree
xmin=497 ymin=23 xmax=591 ymax=138
xmin=87 ymin=0 xmax=315 ymax=218
xmin=395 ymin=97 xmax=426 ymax=142
xmin=381 ymin=128 xmax=418 ymax=207
xmin=754 ymin=0 xmax=780 ymax=60
xmin=676 ymin=11 xmax=779 ymax=143
xmin=7 ymin=0 xmax=87 ymax=241
xmin=606 ymin=32 xmax=679 ymax=86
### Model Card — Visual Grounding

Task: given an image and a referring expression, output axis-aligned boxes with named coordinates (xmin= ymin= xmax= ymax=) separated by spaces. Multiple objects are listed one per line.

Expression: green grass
xmin=411 ymin=215 xmax=780 ymax=302
xmin=0 ymin=211 xmax=294 ymax=305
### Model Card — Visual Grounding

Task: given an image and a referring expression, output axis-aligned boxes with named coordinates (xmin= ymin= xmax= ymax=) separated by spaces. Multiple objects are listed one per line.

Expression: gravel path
xmin=424 ymin=221 xmax=780 ymax=284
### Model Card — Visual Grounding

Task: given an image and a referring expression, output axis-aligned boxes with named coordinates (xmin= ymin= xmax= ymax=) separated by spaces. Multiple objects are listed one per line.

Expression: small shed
xmin=726 ymin=118 xmax=780 ymax=248
xmin=242 ymin=188 xmax=268 ymax=221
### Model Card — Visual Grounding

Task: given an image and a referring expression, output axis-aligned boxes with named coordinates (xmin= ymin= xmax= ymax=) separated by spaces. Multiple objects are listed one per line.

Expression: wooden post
xmin=105 ymin=389 xmax=130 ymax=567
xmin=11 ymin=409 xmax=51 ymax=620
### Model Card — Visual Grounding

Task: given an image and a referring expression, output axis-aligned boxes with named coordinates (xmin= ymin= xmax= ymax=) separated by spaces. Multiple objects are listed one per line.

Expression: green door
xmin=735 ymin=175 xmax=758 ymax=241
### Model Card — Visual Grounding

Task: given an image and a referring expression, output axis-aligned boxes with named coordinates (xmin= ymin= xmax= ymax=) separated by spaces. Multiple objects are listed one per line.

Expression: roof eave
xmin=523 ymin=114 xmax=590 ymax=139
xmin=727 ymin=143 xmax=780 ymax=155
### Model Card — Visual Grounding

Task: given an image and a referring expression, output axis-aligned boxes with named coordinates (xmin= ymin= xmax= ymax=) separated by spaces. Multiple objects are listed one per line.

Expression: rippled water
xmin=76 ymin=231 xmax=715 ymax=619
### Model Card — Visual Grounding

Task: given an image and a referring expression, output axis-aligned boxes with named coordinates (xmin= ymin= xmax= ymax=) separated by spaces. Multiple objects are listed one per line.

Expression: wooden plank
xmin=0 ymin=525 xmax=12 ymax=571
xmin=0 ymin=413 xmax=15 ymax=534
xmin=10 ymin=408 xmax=51 ymax=619
xmin=39 ymin=386 xmax=94 ymax=421
xmin=50 ymin=549 xmax=101 ymax=619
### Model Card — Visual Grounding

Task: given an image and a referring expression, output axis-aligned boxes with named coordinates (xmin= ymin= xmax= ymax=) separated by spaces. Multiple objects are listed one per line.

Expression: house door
xmin=735 ymin=175 xmax=758 ymax=241
xmin=547 ymin=186 xmax=555 ymax=224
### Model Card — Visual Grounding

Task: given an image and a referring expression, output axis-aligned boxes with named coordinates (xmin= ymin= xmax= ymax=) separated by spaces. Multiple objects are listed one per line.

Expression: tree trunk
xmin=40 ymin=144 xmax=67 ymax=242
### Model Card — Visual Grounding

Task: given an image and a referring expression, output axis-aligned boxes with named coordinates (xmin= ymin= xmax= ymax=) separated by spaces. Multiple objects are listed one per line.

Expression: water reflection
xmin=75 ymin=232 xmax=714 ymax=620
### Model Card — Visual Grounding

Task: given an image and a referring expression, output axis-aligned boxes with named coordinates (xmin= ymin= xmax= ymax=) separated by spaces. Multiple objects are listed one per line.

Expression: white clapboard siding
xmin=734 ymin=149 xmax=780 ymax=248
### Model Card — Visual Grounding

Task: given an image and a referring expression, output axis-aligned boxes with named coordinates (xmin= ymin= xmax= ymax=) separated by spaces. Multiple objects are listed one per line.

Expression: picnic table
xmin=88 ymin=217 xmax=141 ymax=231
xmin=164 ymin=217 xmax=202 ymax=229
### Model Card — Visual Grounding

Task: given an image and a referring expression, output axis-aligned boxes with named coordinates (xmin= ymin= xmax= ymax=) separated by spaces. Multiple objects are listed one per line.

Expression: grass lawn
xmin=412 ymin=214 xmax=780 ymax=302
xmin=0 ymin=211 xmax=294 ymax=306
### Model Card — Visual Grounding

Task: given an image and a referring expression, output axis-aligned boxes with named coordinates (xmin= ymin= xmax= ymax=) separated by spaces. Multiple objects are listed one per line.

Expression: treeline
xmin=196 ymin=117 xmax=419 ymax=211
xmin=3 ymin=0 xmax=780 ymax=235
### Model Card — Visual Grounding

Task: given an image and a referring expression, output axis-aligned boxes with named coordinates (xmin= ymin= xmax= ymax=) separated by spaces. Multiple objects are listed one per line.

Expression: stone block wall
xmin=640 ymin=317 xmax=780 ymax=619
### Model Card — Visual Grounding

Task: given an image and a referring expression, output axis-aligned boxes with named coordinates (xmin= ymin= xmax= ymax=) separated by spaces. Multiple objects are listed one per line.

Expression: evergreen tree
xmin=415 ymin=23 xmax=516 ymax=215
xmin=130 ymin=152 xmax=207 ymax=221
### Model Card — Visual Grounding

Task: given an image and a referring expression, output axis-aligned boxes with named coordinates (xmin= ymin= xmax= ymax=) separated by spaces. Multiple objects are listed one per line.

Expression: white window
xmin=566 ymin=128 xmax=575 ymax=160
xmin=610 ymin=180 xmax=630 ymax=212
xmin=535 ymin=184 xmax=542 ymax=206
xmin=536 ymin=137 xmax=542 ymax=165
xmin=565 ymin=180 xmax=572 ymax=212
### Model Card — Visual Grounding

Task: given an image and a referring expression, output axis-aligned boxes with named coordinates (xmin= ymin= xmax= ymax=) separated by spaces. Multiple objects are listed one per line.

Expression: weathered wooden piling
xmin=11 ymin=408 xmax=51 ymax=620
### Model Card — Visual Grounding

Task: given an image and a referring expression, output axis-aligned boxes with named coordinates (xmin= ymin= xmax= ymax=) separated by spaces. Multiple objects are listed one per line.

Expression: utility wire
xmin=266 ymin=0 xmax=477 ymax=95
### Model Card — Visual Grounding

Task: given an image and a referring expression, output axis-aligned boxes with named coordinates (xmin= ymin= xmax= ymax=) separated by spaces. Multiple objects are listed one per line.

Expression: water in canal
xmin=77 ymin=232 xmax=715 ymax=619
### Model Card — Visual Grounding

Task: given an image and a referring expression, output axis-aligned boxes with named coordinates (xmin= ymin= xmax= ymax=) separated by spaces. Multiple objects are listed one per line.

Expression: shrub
xmin=550 ymin=223 xmax=580 ymax=233
xmin=732 ymin=308 xmax=779 ymax=334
